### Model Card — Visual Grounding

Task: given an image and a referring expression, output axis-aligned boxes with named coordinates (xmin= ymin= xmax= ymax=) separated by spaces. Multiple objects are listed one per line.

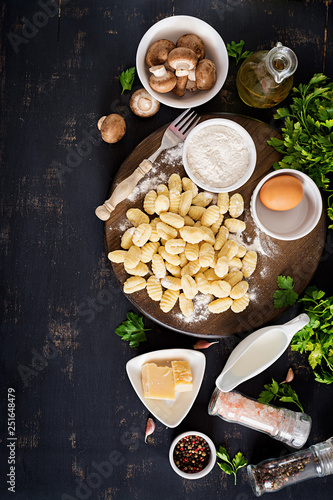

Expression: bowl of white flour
xmin=182 ymin=118 xmax=257 ymax=192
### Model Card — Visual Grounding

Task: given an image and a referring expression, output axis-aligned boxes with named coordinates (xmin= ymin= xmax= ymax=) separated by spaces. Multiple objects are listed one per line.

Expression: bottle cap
xmin=313 ymin=437 xmax=333 ymax=476
xmin=266 ymin=42 xmax=298 ymax=84
xmin=277 ymin=410 xmax=312 ymax=449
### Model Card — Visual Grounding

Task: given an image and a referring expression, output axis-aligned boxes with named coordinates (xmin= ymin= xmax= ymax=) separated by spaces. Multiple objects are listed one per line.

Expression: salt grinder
xmin=208 ymin=388 xmax=311 ymax=449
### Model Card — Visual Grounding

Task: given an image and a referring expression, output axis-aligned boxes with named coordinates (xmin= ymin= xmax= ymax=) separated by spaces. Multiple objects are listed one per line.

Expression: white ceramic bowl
xmin=182 ymin=118 xmax=257 ymax=192
xmin=126 ymin=348 xmax=206 ymax=428
xmin=169 ymin=431 xmax=216 ymax=479
xmin=136 ymin=15 xmax=229 ymax=108
xmin=250 ymin=169 xmax=322 ymax=241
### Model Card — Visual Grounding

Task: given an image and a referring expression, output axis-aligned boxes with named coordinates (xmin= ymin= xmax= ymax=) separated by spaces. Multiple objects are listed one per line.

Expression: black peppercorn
xmin=173 ymin=435 xmax=211 ymax=474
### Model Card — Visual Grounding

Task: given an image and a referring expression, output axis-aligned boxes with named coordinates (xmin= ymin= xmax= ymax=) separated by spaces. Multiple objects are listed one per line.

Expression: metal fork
xmin=95 ymin=109 xmax=200 ymax=221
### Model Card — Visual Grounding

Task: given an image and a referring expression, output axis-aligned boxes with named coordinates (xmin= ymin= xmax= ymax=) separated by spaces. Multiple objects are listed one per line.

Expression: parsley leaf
xmin=115 ymin=312 xmax=151 ymax=347
xmin=119 ymin=67 xmax=135 ymax=94
xmin=267 ymin=73 xmax=333 ymax=226
xmin=273 ymin=275 xmax=299 ymax=308
xmin=291 ymin=286 xmax=333 ymax=384
xmin=258 ymin=378 xmax=304 ymax=412
xmin=216 ymin=446 xmax=247 ymax=485
xmin=226 ymin=40 xmax=253 ymax=65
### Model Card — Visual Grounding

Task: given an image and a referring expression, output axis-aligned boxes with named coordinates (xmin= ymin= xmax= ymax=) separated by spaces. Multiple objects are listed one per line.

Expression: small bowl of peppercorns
xmin=169 ymin=431 xmax=216 ymax=479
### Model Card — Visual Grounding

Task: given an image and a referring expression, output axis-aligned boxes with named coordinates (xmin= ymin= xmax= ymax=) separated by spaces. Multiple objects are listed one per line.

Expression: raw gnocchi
xmin=110 ymin=173 xmax=258 ymax=318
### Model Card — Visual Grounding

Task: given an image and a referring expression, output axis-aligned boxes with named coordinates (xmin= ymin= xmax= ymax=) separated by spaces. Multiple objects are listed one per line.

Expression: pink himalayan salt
xmin=214 ymin=391 xmax=284 ymax=436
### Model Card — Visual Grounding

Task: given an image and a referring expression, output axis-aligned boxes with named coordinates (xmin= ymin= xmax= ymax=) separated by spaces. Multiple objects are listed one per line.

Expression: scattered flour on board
xmin=175 ymin=293 xmax=212 ymax=323
xmin=110 ymin=144 xmax=184 ymax=232
xmin=229 ymin=210 xmax=279 ymax=258
xmin=127 ymin=143 xmax=184 ymax=202
xmin=115 ymin=220 xmax=132 ymax=232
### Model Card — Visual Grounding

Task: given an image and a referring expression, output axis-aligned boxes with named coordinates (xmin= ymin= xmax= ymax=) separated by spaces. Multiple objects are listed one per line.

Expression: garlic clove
xmin=145 ymin=417 xmax=155 ymax=443
xmin=193 ymin=340 xmax=219 ymax=349
xmin=280 ymin=367 xmax=294 ymax=384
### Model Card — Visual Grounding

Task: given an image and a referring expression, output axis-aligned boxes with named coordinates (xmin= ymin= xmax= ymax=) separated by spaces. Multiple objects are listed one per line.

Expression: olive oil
xmin=236 ymin=43 xmax=297 ymax=108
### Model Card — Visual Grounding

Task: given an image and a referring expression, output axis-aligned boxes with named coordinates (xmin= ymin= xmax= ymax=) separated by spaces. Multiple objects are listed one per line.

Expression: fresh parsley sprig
xmin=115 ymin=312 xmax=151 ymax=347
xmin=216 ymin=446 xmax=247 ymax=485
xmin=267 ymin=73 xmax=333 ymax=228
xmin=291 ymin=286 xmax=333 ymax=384
xmin=273 ymin=275 xmax=299 ymax=309
xmin=119 ymin=67 xmax=135 ymax=94
xmin=273 ymin=278 xmax=333 ymax=385
xmin=226 ymin=40 xmax=253 ymax=65
xmin=258 ymin=378 xmax=304 ymax=412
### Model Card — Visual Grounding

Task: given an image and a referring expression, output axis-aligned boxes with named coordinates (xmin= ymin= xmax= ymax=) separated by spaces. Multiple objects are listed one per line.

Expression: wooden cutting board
xmin=104 ymin=113 xmax=326 ymax=337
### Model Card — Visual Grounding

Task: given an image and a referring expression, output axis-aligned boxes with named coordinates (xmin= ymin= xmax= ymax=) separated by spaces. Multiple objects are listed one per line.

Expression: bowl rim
xmin=250 ymin=168 xmax=323 ymax=240
xmin=182 ymin=118 xmax=257 ymax=193
xmin=169 ymin=430 xmax=216 ymax=479
xmin=136 ymin=15 xmax=229 ymax=109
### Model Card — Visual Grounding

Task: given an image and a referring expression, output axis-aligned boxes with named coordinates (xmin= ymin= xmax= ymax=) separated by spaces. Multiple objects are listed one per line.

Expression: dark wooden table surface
xmin=1 ymin=1 xmax=333 ymax=499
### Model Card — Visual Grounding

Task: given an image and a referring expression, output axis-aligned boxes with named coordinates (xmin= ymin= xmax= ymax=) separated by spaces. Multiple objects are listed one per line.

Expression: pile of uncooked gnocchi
xmin=108 ymin=173 xmax=257 ymax=318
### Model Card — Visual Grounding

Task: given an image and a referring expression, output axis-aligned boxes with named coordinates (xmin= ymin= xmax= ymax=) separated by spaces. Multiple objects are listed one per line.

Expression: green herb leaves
xmin=226 ymin=40 xmax=253 ymax=65
xmin=216 ymin=446 xmax=247 ymax=485
xmin=119 ymin=67 xmax=135 ymax=94
xmin=291 ymin=286 xmax=333 ymax=384
xmin=115 ymin=311 xmax=151 ymax=347
xmin=258 ymin=378 xmax=304 ymax=412
xmin=273 ymin=275 xmax=299 ymax=308
xmin=267 ymin=73 xmax=333 ymax=228
xmin=273 ymin=277 xmax=333 ymax=385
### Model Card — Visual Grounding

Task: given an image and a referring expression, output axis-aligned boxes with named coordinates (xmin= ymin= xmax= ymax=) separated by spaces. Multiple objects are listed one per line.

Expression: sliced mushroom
xmin=195 ymin=59 xmax=217 ymax=90
xmin=130 ymin=89 xmax=160 ymax=117
xmin=97 ymin=114 xmax=126 ymax=143
xmin=176 ymin=34 xmax=206 ymax=61
xmin=145 ymin=39 xmax=176 ymax=67
xmin=149 ymin=65 xmax=177 ymax=93
xmin=167 ymin=47 xmax=198 ymax=77
xmin=172 ymin=76 xmax=188 ymax=97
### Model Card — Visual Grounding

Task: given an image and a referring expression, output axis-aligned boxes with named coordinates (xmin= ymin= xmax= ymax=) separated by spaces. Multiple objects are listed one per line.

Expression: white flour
xmin=186 ymin=125 xmax=249 ymax=188
xmin=126 ymin=144 xmax=183 ymax=203
xmin=174 ymin=293 xmax=211 ymax=323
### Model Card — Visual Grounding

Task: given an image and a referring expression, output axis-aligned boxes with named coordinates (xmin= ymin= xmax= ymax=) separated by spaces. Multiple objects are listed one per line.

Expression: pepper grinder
xmin=247 ymin=437 xmax=333 ymax=496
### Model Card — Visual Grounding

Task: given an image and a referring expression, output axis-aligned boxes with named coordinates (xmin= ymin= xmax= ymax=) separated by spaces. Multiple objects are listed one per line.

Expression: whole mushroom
xmin=167 ymin=47 xmax=198 ymax=77
xmin=130 ymin=89 xmax=160 ymax=117
xmin=176 ymin=34 xmax=206 ymax=61
xmin=97 ymin=114 xmax=126 ymax=143
xmin=149 ymin=65 xmax=177 ymax=93
xmin=145 ymin=39 xmax=176 ymax=67
xmin=195 ymin=59 xmax=217 ymax=90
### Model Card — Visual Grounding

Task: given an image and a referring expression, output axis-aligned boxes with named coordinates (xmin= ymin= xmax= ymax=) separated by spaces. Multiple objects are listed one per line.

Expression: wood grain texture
xmin=105 ymin=113 xmax=326 ymax=337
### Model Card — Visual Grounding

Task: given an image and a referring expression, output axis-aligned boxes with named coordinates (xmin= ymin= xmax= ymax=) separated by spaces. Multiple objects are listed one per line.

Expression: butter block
xmin=171 ymin=360 xmax=193 ymax=392
xmin=141 ymin=363 xmax=175 ymax=400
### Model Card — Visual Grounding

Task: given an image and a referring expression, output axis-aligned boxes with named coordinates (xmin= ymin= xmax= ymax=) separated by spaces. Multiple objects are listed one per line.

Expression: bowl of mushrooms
xmin=136 ymin=15 xmax=229 ymax=108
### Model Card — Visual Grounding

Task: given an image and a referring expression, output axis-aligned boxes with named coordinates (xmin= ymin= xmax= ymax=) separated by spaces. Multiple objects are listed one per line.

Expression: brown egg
xmin=259 ymin=174 xmax=304 ymax=211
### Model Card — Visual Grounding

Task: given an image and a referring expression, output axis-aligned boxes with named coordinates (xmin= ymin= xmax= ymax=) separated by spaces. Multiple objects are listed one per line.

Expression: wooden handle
xmin=95 ymin=159 xmax=152 ymax=221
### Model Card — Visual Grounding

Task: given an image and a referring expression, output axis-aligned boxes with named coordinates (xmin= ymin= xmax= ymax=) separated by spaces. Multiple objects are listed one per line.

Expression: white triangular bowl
xmin=126 ymin=348 xmax=206 ymax=428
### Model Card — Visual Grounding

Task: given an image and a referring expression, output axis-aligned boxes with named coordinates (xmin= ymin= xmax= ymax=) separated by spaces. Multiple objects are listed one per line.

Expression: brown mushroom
xmin=148 ymin=65 xmax=177 ymax=93
xmin=195 ymin=59 xmax=217 ymax=90
xmin=97 ymin=114 xmax=126 ymax=143
xmin=167 ymin=47 xmax=198 ymax=77
xmin=145 ymin=39 xmax=176 ymax=67
xmin=130 ymin=89 xmax=160 ymax=117
xmin=172 ymin=76 xmax=188 ymax=97
xmin=176 ymin=34 xmax=206 ymax=61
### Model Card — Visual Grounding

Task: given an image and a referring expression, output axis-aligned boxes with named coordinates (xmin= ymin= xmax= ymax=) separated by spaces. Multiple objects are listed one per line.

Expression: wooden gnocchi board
xmin=104 ymin=113 xmax=326 ymax=337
